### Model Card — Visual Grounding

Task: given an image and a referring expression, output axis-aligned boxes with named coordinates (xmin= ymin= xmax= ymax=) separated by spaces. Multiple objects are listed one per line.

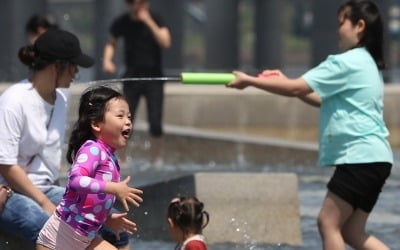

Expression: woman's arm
xmin=0 ymin=164 xmax=55 ymax=213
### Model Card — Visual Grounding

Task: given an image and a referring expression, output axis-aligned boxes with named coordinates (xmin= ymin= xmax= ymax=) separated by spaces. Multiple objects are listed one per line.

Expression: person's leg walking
xmin=317 ymin=191 xmax=353 ymax=250
xmin=123 ymin=82 xmax=142 ymax=120
xmin=144 ymin=81 xmax=164 ymax=166
xmin=341 ymin=209 xmax=389 ymax=250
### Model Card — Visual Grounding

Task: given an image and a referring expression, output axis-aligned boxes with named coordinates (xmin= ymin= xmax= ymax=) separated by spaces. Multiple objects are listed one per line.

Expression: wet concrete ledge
xmin=120 ymin=172 xmax=303 ymax=246
xmin=132 ymin=122 xmax=318 ymax=167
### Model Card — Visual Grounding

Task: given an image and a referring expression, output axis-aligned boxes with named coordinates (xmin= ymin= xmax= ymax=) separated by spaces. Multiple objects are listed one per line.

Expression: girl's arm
xmin=0 ymin=164 xmax=55 ymax=214
xmin=69 ymin=172 xmax=143 ymax=211
xmin=298 ymin=92 xmax=321 ymax=107
xmin=104 ymin=176 xmax=143 ymax=211
xmin=104 ymin=212 xmax=138 ymax=239
xmin=68 ymin=148 xmax=143 ymax=211
xmin=227 ymin=70 xmax=313 ymax=97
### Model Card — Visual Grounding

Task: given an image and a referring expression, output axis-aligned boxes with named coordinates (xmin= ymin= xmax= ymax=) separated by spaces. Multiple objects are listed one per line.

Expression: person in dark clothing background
xmin=25 ymin=14 xmax=58 ymax=44
xmin=103 ymin=0 xmax=171 ymax=168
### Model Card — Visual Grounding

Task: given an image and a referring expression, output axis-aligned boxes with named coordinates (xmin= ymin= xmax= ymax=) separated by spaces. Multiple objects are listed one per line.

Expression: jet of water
xmin=80 ymin=76 xmax=182 ymax=86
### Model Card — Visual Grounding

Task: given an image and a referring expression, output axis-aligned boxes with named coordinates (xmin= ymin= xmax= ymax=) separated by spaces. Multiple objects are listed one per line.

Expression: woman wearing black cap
xmin=0 ymin=29 xmax=131 ymax=249
xmin=0 ymin=29 xmax=94 ymax=244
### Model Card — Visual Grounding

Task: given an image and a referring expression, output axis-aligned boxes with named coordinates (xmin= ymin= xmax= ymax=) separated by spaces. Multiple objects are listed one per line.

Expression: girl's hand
xmin=226 ymin=71 xmax=252 ymax=89
xmin=105 ymin=213 xmax=138 ymax=240
xmin=114 ymin=176 xmax=143 ymax=211
xmin=259 ymin=69 xmax=286 ymax=79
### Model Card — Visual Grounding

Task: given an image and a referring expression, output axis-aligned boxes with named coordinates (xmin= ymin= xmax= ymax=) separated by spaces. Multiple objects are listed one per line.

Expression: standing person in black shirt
xmin=25 ymin=14 xmax=58 ymax=44
xmin=103 ymin=0 xmax=171 ymax=168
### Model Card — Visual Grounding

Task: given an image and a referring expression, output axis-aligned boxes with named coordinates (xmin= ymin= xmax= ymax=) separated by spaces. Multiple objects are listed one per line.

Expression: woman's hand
xmin=105 ymin=213 xmax=138 ymax=240
xmin=112 ymin=176 xmax=143 ymax=212
xmin=40 ymin=199 xmax=56 ymax=215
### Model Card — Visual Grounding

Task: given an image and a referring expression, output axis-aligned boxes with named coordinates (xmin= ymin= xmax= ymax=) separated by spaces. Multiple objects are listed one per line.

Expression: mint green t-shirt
xmin=302 ymin=47 xmax=393 ymax=167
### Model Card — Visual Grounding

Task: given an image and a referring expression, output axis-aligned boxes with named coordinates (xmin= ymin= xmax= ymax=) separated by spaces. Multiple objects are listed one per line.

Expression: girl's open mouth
xmin=121 ymin=128 xmax=131 ymax=139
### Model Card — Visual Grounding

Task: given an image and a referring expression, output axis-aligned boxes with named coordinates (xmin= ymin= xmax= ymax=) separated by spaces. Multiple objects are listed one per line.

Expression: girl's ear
xmin=356 ymin=19 xmax=366 ymax=34
xmin=167 ymin=218 xmax=175 ymax=228
xmin=91 ymin=120 xmax=101 ymax=133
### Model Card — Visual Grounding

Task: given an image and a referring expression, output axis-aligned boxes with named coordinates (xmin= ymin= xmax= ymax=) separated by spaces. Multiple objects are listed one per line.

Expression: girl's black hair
xmin=25 ymin=14 xmax=58 ymax=34
xmin=339 ymin=0 xmax=385 ymax=69
xmin=167 ymin=196 xmax=210 ymax=235
xmin=66 ymin=86 xmax=125 ymax=164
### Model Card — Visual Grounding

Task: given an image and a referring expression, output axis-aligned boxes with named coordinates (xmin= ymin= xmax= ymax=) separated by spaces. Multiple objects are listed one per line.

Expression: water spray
xmin=84 ymin=72 xmax=237 ymax=85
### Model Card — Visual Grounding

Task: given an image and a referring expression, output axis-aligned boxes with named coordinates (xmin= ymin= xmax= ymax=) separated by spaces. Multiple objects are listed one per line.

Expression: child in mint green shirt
xmin=228 ymin=1 xmax=392 ymax=249
xmin=303 ymin=47 xmax=392 ymax=167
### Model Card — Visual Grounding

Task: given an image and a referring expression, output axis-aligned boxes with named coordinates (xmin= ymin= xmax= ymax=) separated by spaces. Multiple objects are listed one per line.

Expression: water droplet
xmin=144 ymin=211 xmax=148 ymax=215
xmin=63 ymin=14 xmax=70 ymax=21
xmin=231 ymin=218 xmax=236 ymax=222
xmin=236 ymin=228 xmax=240 ymax=232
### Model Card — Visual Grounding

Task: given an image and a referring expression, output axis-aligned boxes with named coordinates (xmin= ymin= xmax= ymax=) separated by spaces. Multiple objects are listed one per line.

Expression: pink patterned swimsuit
xmin=56 ymin=139 xmax=120 ymax=238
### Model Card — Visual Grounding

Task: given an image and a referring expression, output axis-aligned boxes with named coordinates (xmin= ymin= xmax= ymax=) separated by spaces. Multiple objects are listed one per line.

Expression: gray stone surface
xmin=130 ymin=124 xmax=318 ymax=166
xmin=123 ymin=172 xmax=302 ymax=246
xmin=64 ymin=83 xmax=400 ymax=148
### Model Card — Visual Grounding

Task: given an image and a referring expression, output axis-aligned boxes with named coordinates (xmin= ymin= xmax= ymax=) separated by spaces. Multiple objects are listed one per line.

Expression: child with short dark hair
xmin=167 ymin=196 xmax=210 ymax=250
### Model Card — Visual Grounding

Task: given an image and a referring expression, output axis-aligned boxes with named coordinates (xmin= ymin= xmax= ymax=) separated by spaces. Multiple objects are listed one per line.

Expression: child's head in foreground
xmin=167 ymin=196 xmax=210 ymax=242
xmin=67 ymin=85 xmax=132 ymax=163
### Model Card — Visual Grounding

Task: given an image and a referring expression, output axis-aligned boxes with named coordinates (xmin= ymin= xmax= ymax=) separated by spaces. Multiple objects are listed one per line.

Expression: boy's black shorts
xmin=327 ymin=162 xmax=391 ymax=213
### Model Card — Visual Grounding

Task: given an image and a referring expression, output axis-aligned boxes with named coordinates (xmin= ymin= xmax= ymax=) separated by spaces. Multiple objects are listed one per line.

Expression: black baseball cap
xmin=34 ymin=28 xmax=94 ymax=68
